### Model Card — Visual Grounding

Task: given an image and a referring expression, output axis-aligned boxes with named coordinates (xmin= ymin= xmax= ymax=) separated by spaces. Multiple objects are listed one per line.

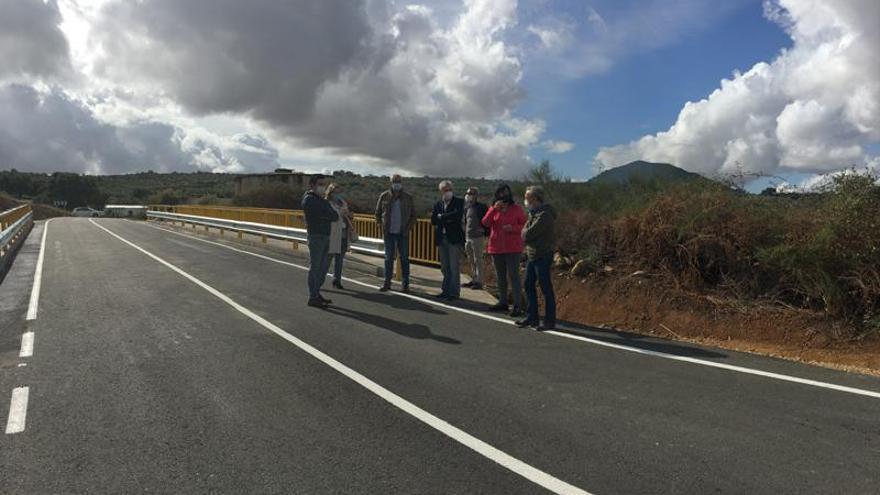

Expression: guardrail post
xmin=220 ymin=228 xmax=224 ymax=236
xmin=261 ymin=234 xmax=267 ymax=244
xmin=291 ymin=240 xmax=298 ymax=250
xmin=237 ymin=230 xmax=243 ymax=239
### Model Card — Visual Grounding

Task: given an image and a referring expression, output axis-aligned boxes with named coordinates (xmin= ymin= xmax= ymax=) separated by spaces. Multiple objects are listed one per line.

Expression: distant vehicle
xmin=72 ymin=207 xmax=102 ymax=218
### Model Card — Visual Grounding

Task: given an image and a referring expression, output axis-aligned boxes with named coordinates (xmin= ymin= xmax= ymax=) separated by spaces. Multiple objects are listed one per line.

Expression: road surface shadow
xmin=325 ymin=305 xmax=461 ymax=345
xmin=555 ymin=320 xmax=727 ymax=359
xmin=328 ymin=288 xmax=447 ymax=316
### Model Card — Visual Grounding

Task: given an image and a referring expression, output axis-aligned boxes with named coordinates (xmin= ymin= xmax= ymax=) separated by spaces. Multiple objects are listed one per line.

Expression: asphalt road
xmin=1 ymin=218 xmax=879 ymax=494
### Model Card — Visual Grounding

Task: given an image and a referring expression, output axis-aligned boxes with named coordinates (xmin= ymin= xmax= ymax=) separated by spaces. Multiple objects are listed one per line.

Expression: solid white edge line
xmin=544 ymin=331 xmax=880 ymax=399
xmin=137 ymin=219 xmax=880 ymax=401
xmin=6 ymin=387 xmax=29 ymax=434
xmin=91 ymin=219 xmax=591 ymax=495
xmin=19 ymin=332 xmax=34 ymax=358
xmin=26 ymin=219 xmax=50 ymax=321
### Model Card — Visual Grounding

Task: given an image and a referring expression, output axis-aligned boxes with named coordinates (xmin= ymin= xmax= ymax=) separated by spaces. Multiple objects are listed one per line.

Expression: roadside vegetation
xmin=550 ymin=170 xmax=880 ymax=342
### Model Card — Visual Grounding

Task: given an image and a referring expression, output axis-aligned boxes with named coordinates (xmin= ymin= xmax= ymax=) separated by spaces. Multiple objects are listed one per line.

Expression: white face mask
xmin=314 ymin=185 xmax=325 ymax=196
xmin=523 ymin=199 xmax=530 ymax=209
xmin=442 ymin=191 xmax=453 ymax=202
xmin=465 ymin=194 xmax=475 ymax=203
xmin=391 ymin=183 xmax=403 ymax=192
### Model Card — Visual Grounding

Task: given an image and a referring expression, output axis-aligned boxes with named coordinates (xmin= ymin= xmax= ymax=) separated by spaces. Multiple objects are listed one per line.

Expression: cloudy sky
xmin=0 ymin=0 xmax=877 ymax=189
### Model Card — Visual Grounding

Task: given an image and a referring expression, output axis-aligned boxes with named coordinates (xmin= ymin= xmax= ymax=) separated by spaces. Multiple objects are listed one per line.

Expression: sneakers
xmin=471 ymin=283 xmax=483 ymax=290
xmin=318 ymin=294 xmax=332 ymax=305
xmin=509 ymin=308 xmax=523 ymax=318
xmin=379 ymin=284 xmax=391 ymax=292
xmin=332 ymin=280 xmax=344 ymax=290
xmin=515 ymin=318 xmax=539 ymax=328
xmin=537 ymin=323 xmax=556 ymax=331
xmin=401 ymin=284 xmax=411 ymax=294
xmin=462 ymin=281 xmax=474 ymax=288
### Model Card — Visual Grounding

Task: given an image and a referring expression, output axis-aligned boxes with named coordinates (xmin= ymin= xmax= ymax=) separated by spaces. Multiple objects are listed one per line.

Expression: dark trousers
xmin=330 ymin=238 xmax=347 ymax=282
xmin=439 ymin=238 xmax=463 ymax=297
xmin=492 ymin=253 xmax=522 ymax=309
xmin=307 ymin=234 xmax=331 ymax=300
xmin=383 ymin=233 xmax=410 ymax=286
xmin=525 ymin=255 xmax=556 ymax=325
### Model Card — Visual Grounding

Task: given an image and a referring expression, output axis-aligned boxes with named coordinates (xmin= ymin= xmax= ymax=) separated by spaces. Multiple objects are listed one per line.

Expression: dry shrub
xmin=552 ymin=175 xmax=880 ymax=336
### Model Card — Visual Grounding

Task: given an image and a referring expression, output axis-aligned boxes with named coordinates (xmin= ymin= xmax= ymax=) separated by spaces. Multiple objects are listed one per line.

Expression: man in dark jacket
xmin=302 ymin=174 xmax=338 ymax=308
xmin=431 ymin=180 xmax=465 ymax=300
xmin=462 ymin=186 xmax=489 ymax=290
xmin=517 ymin=185 xmax=557 ymax=330
xmin=375 ymin=174 xmax=417 ymax=292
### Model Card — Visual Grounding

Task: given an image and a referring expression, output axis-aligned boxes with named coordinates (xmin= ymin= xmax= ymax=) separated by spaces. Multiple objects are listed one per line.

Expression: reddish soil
xmin=552 ymin=269 xmax=880 ymax=376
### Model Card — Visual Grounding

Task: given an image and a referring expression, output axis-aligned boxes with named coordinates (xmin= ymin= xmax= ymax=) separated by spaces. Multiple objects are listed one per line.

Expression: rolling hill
xmin=589 ymin=160 xmax=705 ymax=186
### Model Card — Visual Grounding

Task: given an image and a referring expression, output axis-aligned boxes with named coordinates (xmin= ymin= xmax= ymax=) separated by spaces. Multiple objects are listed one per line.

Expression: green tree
xmin=47 ymin=173 xmax=106 ymax=208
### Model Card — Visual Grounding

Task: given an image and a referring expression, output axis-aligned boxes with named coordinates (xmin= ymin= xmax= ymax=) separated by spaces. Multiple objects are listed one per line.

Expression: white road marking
xmin=26 ymin=219 xmax=51 ymax=320
xmin=91 ymin=220 xmax=591 ymax=495
xmin=19 ymin=332 xmax=34 ymax=358
xmin=6 ymin=387 xmax=29 ymax=434
xmin=139 ymin=219 xmax=880 ymax=401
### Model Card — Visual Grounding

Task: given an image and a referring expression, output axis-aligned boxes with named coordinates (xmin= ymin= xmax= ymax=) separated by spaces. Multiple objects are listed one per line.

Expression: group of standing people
xmin=302 ymin=173 xmax=557 ymax=330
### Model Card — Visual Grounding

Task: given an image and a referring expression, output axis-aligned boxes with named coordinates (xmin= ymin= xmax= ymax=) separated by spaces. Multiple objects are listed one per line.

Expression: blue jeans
xmin=439 ymin=238 xmax=463 ymax=297
xmin=330 ymin=238 xmax=347 ymax=282
xmin=525 ymin=255 xmax=556 ymax=325
xmin=307 ymin=234 xmax=331 ymax=299
xmin=383 ymin=233 xmax=410 ymax=286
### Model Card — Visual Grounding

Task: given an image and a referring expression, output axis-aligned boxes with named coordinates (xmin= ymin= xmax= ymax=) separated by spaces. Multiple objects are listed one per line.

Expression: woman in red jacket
xmin=481 ymin=184 xmax=526 ymax=316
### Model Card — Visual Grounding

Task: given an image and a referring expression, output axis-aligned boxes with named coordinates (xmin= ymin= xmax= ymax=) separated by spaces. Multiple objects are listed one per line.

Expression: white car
xmin=72 ymin=207 xmax=102 ymax=217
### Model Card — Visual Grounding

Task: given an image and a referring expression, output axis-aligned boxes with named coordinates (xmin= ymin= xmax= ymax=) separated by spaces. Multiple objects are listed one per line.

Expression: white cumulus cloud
xmin=594 ymin=0 xmax=880 ymax=178
xmin=541 ymin=140 xmax=575 ymax=154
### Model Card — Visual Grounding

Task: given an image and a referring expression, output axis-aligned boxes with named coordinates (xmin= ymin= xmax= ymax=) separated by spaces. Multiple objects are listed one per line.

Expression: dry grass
xmin=554 ymin=175 xmax=880 ymax=339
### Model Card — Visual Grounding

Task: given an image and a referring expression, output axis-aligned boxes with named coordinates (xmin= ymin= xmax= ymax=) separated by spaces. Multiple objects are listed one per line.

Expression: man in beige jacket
xmin=375 ymin=174 xmax=416 ymax=292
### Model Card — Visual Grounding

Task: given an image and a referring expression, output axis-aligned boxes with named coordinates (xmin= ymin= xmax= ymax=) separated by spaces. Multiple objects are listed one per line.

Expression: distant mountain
xmin=589 ymin=161 xmax=705 ymax=186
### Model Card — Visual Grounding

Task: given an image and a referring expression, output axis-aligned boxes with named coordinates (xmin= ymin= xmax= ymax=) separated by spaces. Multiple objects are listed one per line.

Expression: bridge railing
xmin=1 ymin=204 xmax=34 ymax=271
xmin=148 ymin=205 xmax=440 ymax=266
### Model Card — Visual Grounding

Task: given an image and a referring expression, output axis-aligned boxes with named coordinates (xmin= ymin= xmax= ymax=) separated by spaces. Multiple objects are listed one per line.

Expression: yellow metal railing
xmin=1 ymin=204 xmax=31 ymax=232
xmin=1 ymin=204 xmax=33 ymax=259
xmin=149 ymin=205 xmax=440 ymax=265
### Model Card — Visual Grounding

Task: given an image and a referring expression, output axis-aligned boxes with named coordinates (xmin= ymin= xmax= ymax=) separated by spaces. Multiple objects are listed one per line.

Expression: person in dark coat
xmin=516 ymin=185 xmax=557 ymax=330
xmin=302 ymin=174 xmax=338 ymax=308
xmin=431 ymin=180 xmax=465 ymax=300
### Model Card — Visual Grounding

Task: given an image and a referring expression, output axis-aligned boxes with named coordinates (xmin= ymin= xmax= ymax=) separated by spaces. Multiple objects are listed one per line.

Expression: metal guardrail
xmin=147 ymin=210 xmax=386 ymax=256
xmin=148 ymin=205 xmax=441 ymax=266
xmin=1 ymin=204 xmax=34 ymax=261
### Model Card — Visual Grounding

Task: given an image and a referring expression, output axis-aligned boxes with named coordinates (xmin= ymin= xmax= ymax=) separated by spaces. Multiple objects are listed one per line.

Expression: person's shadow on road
xmin=326 ymin=288 xmax=447 ymax=316
xmin=325 ymin=305 xmax=461 ymax=345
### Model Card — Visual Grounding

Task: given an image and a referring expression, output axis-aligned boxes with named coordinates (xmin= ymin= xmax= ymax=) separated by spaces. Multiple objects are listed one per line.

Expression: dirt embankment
xmin=553 ymin=268 xmax=880 ymax=376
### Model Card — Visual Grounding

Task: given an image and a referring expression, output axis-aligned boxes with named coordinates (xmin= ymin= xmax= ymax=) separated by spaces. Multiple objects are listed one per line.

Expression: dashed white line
xmin=26 ymin=219 xmax=50 ymax=320
xmin=91 ymin=219 xmax=591 ymax=495
xmin=139 ymin=219 xmax=880 ymax=401
xmin=5 ymin=387 xmax=29 ymax=434
xmin=19 ymin=332 xmax=34 ymax=358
